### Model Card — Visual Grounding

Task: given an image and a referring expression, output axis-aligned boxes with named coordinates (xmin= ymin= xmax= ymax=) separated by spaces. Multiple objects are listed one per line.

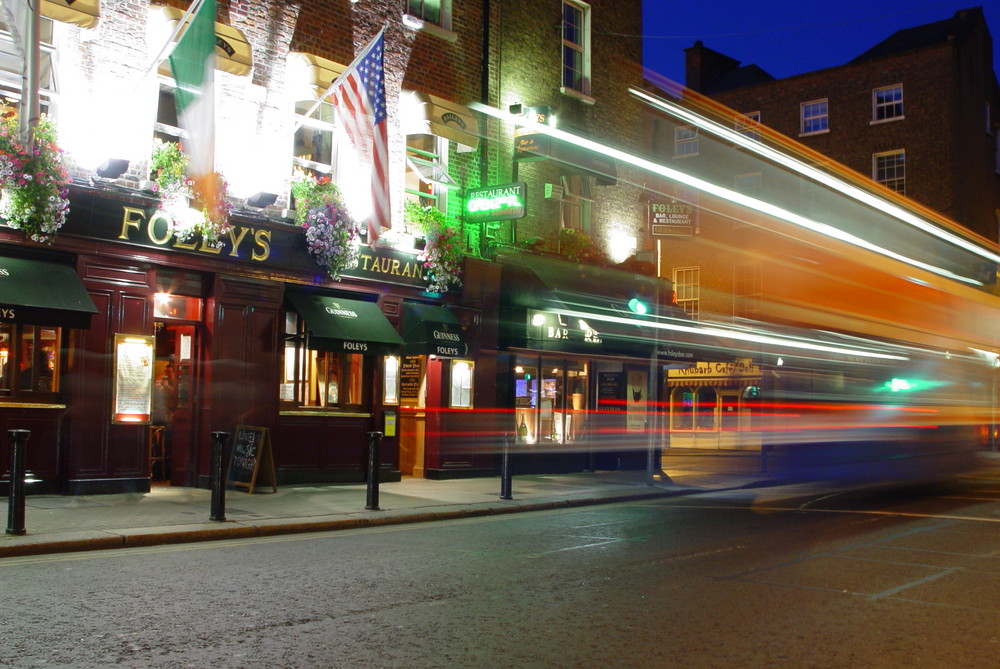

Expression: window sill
xmin=560 ymin=86 xmax=595 ymax=105
xmin=0 ymin=401 xmax=67 ymax=409
xmin=870 ymin=116 xmax=905 ymax=126
xmin=280 ymin=410 xmax=371 ymax=418
xmin=798 ymin=128 xmax=830 ymax=137
xmin=401 ymin=14 xmax=457 ymax=43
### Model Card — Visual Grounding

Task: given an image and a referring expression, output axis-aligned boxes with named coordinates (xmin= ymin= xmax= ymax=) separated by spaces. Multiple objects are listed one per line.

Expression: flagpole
xmin=143 ymin=0 xmax=206 ymax=78
xmin=19 ymin=0 xmax=41 ymax=145
xmin=292 ymin=26 xmax=387 ymax=135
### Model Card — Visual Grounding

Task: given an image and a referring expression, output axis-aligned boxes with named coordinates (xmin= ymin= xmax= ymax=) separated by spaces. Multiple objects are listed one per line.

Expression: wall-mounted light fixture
xmin=94 ymin=158 xmax=130 ymax=180
xmin=245 ymin=191 xmax=278 ymax=209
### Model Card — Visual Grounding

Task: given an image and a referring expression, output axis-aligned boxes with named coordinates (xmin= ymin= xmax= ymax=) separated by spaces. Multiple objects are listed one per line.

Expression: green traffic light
xmin=627 ymin=298 xmax=648 ymax=315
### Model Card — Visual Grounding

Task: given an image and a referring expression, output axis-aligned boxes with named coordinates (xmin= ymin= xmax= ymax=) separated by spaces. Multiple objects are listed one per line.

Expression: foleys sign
xmin=431 ymin=325 xmax=466 ymax=357
xmin=465 ymin=182 xmax=526 ymax=223
xmin=648 ymin=198 xmax=696 ymax=236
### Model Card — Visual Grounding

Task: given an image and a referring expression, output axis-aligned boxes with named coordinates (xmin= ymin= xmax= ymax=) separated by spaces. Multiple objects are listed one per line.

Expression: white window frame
xmin=872 ymin=84 xmax=903 ymax=123
xmin=561 ymin=0 xmax=592 ymax=101
xmin=673 ymin=266 xmax=700 ymax=321
xmin=735 ymin=111 xmax=761 ymax=141
xmin=873 ymin=150 xmax=905 ymax=194
xmin=674 ymin=125 xmax=698 ymax=158
xmin=403 ymin=0 xmax=455 ymax=41
xmin=0 ymin=15 xmax=57 ymax=116
xmin=404 ymin=134 xmax=457 ymax=224
xmin=800 ymin=99 xmax=828 ymax=136
xmin=292 ymin=97 xmax=340 ymax=178
xmin=560 ymin=174 xmax=594 ymax=232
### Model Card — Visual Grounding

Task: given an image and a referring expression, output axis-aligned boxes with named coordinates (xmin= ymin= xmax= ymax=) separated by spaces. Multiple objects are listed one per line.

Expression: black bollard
xmin=209 ymin=431 xmax=230 ymax=521
xmin=760 ymin=444 xmax=770 ymax=473
xmin=499 ymin=432 xmax=513 ymax=500
xmin=645 ymin=444 xmax=656 ymax=487
xmin=6 ymin=429 xmax=30 ymax=535
xmin=365 ymin=431 xmax=383 ymax=511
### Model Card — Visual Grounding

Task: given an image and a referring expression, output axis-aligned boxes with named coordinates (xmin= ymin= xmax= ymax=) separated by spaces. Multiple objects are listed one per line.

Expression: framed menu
xmin=112 ymin=333 xmax=154 ymax=424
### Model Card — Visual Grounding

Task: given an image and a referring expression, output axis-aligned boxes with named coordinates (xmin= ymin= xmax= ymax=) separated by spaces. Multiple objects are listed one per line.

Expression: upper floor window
xmin=800 ymin=99 xmax=828 ymax=135
xmin=293 ymin=98 xmax=339 ymax=177
xmin=154 ymin=81 xmax=184 ymax=145
xmin=873 ymin=150 xmax=905 ymax=194
xmin=560 ymin=174 xmax=593 ymax=232
xmin=674 ymin=126 xmax=698 ymax=157
xmin=673 ymin=266 xmax=700 ymax=320
xmin=0 ymin=14 xmax=56 ymax=115
xmin=873 ymin=84 xmax=903 ymax=122
xmin=406 ymin=0 xmax=451 ymax=30
xmin=734 ymin=172 xmax=763 ymax=199
xmin=404 ymin=134 xmax=458 ymax=224
xmin=561 ymin=0 xmax=591 ymax=97
xmin=736 ymin=112 xmax=761 ymax=141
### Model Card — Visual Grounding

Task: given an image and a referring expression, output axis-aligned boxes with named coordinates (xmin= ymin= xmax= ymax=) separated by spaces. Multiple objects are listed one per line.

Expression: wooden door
xmin=170 ymin=324 xmax=198 ymax=486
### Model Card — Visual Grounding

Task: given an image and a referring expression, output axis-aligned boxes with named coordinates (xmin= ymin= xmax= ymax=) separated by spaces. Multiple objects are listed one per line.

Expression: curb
xmin=0 ymin=486 xmax=699 ymax=559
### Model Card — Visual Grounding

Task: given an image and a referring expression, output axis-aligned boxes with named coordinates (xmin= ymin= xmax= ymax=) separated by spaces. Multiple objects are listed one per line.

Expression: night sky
xmin=641 ymin=1 xmax=1000 ymax=86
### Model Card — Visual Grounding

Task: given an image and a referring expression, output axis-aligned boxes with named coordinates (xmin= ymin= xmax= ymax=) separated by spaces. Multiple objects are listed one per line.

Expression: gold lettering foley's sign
xmin=60 ymin=196 xmax=429 ymax=288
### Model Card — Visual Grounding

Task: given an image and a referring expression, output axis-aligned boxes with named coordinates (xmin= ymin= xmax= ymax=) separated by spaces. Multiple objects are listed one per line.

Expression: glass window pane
xmin=449 ymin=360 xmax=473 ymax=408
xmin=673 ymin=387 xmax=694 ymax=430
xmin=0 ymin=323 xmax=9 ymax=391
xmin=696 ymin=387 xmax=717 ymax=430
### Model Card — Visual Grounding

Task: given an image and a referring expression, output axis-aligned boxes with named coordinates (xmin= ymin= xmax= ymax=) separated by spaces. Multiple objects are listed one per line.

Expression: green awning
xmin=0 ymin=256 xmax=98 ymax=328
xmin=402 ymin=303 xmax=468 ymax=358
xmin=286 ymin=292 xmax=403 ymax=355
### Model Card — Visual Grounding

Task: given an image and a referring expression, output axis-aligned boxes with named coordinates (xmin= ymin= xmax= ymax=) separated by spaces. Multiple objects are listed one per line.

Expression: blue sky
xmin=642 ymin=1 xmax=1000 ymax=85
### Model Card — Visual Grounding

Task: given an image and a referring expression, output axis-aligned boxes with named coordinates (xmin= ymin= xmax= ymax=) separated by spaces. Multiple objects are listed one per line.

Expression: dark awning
xmin=402 ymin=303 xmax=468 ymax=358
xmin=0 ymin=256 xmax=98 ymax=328
xmin=500 ymin=255 xmax=722 ymax=361
xmin=286 ymin=293 xmax=403 ymax=355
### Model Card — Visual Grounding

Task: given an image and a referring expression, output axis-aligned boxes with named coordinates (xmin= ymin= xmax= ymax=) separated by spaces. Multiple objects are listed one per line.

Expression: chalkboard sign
xmin=597 ymin=372 xmax=623 ymax=413
xmin=400 ymin=355 xmax=422 ymax=404
xmin=226 ymin=425 xmax=278 ymax=494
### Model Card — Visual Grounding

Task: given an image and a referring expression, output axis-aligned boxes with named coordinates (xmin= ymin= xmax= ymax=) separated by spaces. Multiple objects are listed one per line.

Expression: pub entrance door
xmin=153 ymin=322 xmax=201 ymax=486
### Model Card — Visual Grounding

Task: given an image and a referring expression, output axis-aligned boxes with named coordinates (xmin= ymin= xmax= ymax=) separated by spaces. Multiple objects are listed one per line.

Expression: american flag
xmin=328 ymin=30 xmax=390 ymax=245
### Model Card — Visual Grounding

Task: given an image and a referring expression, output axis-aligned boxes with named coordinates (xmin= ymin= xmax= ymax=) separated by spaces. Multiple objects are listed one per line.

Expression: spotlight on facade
xmin=246 ymin=192 xmax=278 ymax=209
xmin=95 ymin=158 xmax=130 ymax=180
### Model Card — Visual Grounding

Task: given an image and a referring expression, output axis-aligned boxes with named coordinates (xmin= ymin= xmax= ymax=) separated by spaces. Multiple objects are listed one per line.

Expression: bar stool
xmin=149 ymin=425 xmax=166 ymax=479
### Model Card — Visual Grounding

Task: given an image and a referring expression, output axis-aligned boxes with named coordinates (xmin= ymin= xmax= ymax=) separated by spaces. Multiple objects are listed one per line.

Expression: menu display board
xmin=226 ymin=425 xmax=277 ymax=494
xmin=400 ymin=355 xmax=422 ymax=404
xmin=112 ymin=334 xmax=154 ymax=424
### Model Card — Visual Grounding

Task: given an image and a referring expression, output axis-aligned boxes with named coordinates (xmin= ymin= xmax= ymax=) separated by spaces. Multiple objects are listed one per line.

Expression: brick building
xmin=683 ymin=7 xmax=1000 ymax=243
xmin=0 ymin=0 xmax=663 ymax=493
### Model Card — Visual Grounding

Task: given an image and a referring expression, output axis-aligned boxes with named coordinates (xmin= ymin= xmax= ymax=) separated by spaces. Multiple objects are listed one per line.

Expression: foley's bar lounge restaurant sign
xmin=648 ymin=198 xmax=696 ymax=236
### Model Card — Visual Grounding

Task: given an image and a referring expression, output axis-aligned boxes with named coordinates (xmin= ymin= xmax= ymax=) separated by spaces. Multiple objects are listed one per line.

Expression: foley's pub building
xmin=1 ymin=0 xmax=698 ymax=495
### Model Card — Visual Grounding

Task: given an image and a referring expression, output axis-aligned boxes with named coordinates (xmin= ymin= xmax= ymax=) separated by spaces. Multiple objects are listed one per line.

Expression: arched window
xmin=696 ymin=386 xmax=717 ymax=430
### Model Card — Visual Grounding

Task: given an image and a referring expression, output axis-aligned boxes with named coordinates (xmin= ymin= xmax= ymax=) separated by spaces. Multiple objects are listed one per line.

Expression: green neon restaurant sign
xmin=465 ymin=182 xmax=527 ymax=223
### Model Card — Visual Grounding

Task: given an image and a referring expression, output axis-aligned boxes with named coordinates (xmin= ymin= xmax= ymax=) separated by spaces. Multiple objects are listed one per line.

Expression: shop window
xmin=672 ymin=387 xmax=694 ymax=430
xmin=383 ymin=355 xmax=400 ymax=405
xmin=281 ymin=312 xmax=365 ymax=410
xmin=0 ymin=324 xmax=61 ymax=397
xmin=404 ymin=134 xmax=456 ymax=218
xmin=449 ymin=360 xmax=474 ymax=408
xmin=0 ymin=14 xmax=55 ymax=115
xmin=696 ymin=386 xmax=717 ymax=430
xmin=720 ymin=391 xmax=739 ymax=430
xmin=561 ymin=0 xmax=591 ymax=97
xmin=514 ymin=359 xmax=539 ymax=443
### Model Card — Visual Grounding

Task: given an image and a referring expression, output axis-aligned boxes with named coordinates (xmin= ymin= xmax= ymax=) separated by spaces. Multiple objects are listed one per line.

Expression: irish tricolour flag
xmin=168 ymin=0 xmax=217 ymax=209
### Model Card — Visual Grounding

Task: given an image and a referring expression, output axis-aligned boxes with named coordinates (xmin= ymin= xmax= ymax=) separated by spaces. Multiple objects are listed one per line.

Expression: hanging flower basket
xmin=0 ymin=111 xmax=71 ymax=244
xmin=404 ymin=201 xmax=463 ymax=293
xmin=292 ymin=172 xmax=360 ymax=281
xmin=559 ymin=227 xmax=609 ymax=266
xmin=149 ymin=139 xmax=232 ymax=247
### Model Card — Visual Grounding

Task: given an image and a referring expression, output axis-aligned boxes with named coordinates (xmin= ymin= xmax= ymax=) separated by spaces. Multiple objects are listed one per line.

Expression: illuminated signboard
xmin=466 ymin=182 xmax=527 ymax=223
xmin=648 ymin=198 xmax=696 ymax=236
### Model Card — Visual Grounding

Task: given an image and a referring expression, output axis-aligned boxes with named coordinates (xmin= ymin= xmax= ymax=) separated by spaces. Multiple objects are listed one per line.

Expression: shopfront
xmin=0 ymin=184 xmax=480 ymax=494
xmin=665 ymin=360 xmax=763 ymax=451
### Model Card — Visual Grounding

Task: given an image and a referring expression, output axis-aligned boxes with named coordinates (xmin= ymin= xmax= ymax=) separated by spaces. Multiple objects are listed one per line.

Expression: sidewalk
xmin=0 ymin=454 xmax=774 ymax=559
xmin=4 ymin=450 xmax=999 ymax=559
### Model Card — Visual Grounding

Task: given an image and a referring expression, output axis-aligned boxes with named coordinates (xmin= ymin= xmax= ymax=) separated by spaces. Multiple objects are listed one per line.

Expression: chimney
xmin=684 ymin=40 xmax=741 ymax=93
